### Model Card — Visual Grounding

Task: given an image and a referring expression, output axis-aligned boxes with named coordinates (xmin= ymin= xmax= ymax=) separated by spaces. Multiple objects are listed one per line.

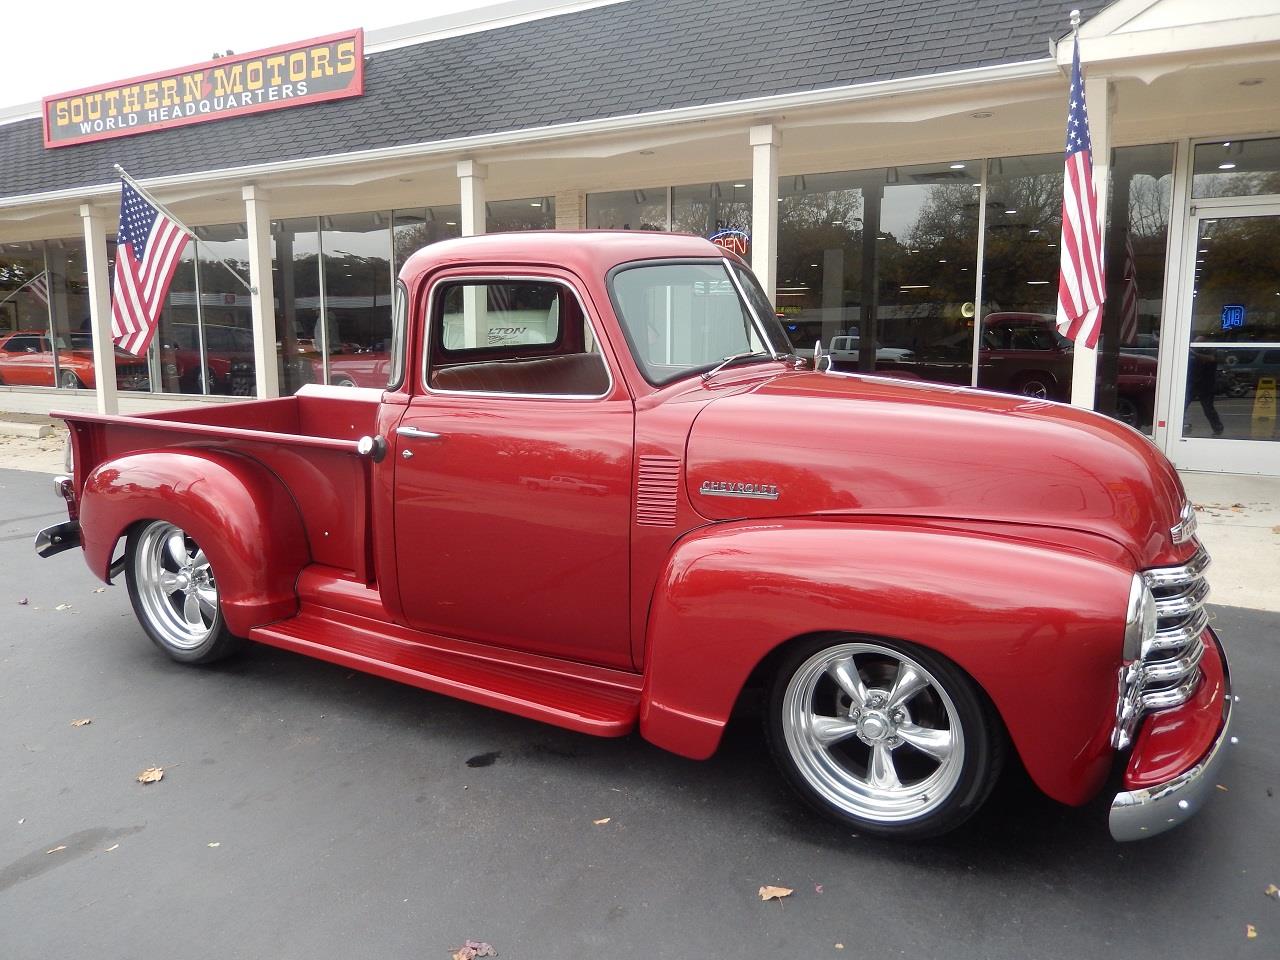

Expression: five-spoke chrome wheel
xmin=768 ymin=636 xmax=1003 ymax=838
xmin=125 ymin=520 xmax=242 ymax=663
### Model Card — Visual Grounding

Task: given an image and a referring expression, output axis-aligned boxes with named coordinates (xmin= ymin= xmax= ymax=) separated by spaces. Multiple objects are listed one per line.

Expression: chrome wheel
xmin=59 ymin=370 xmax=81 ymax=389
xmin=1018 ymin=378 xmax=1050 ymax=399
xmin=132 ymin=521 xmax=219 ymax=651
xmin=780 ymin=641 xmax=965 ymax=824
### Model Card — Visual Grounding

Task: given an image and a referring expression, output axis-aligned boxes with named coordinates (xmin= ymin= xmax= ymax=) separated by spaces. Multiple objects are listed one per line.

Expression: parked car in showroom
xmin=0 ymin=329 xmax=152 ymax=390
xmin=37 ymin=233 xmax=1230 ymax=842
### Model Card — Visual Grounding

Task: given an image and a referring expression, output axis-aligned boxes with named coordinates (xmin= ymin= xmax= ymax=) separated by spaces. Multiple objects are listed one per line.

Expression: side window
xmin=5 ymin=336 xmax=37 ymax=352
xmin=426 ymin=279 xmax=609 ymax=397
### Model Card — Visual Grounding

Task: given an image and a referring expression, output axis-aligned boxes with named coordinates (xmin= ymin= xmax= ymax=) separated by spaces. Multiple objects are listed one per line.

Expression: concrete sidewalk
xmin=0 ymin=425 xmax=1273 ymax=611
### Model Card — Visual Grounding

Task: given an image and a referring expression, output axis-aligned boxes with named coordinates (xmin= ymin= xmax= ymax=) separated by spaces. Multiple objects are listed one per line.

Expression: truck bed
xmin=54 ymin=385 xmax=384 ymax=580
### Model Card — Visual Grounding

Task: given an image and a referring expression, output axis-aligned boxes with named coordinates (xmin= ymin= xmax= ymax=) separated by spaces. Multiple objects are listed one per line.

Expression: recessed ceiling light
xmin=809 ymin=263 xmax=818 ymax=267
xmin=1027 ymin=280 xmax=1050 ymax=285
xmin=530 ymin=202 xmax=542 ymax=207
xmin=877 ymin=236 xmax=887 ymax=240
xmin=1047 ymin=243 xmax=1057 ymax=248
xmin=938 ymin=259 xmax=947 ymax=264
xmin=1219 ymin=162 xmax=1236 ymax=170
xmin=831 ymin=220 xmax=843 ymax=225
xmin=1029 ymin=229 xmax=1040 ymax=235
xmin=949 ymin=163 xmax=966 ymax=169
xmin=445 ymin=221 xmax=457 ymax=226
xmin=1005 ymin=209 xmax=1018 ymax=215
xmin=900 ymin=285 xmax=930 ymax=290
xmin=1239 ymin=78 xmax=1264 ymax=86
xmin=733 ymin=183 xmax=746 ymax=188
xmin=971 ymin=112 xmax=993 ymax=119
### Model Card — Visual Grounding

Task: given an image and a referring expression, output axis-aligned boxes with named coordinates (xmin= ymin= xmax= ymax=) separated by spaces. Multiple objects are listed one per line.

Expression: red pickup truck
xmin=36 ymin=232 xmax=1231 ymax=841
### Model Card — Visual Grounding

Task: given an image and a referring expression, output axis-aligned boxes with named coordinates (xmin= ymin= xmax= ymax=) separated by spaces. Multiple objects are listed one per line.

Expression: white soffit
xmin=1061 ymin=0 xmax=1280 ymax=73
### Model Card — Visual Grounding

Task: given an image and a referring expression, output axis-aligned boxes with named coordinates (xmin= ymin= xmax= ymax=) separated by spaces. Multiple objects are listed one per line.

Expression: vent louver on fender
xmin=636 ymin=456 xmax=681 ymax=526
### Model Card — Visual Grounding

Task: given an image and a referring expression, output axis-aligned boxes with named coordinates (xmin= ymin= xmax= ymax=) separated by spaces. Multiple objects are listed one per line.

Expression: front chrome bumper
xmin=1109 ymin=651 xmax=1233 ymax=841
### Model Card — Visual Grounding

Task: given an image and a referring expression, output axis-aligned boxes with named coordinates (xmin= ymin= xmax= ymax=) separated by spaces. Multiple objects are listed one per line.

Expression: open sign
xmin=709 ymin=229 xmax=750 ymax=257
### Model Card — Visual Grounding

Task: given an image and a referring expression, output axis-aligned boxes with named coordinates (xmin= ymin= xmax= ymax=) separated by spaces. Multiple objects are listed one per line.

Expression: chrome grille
xmin=1113 ymin=545 xmax=1210 ymax=749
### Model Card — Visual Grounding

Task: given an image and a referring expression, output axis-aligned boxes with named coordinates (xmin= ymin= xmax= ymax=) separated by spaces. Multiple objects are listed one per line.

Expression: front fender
xmin=79 ymin=449 xmax=310 ymax=636
xmin=639 ymin=519 xmax=1132 ymax=806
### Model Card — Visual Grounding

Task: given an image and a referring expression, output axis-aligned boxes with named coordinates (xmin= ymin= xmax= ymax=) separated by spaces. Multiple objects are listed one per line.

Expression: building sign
xmin=42 ymin=30 xmax=364 ymax=149
xmin=1221 ymin=304 xmax=1246 ymax=331
xmin=709 ymin=229 xmax=750 ymax=257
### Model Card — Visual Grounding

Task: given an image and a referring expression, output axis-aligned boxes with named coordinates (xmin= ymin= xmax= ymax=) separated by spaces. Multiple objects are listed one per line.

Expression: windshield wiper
xmin=701 ymin=350 xmax=771 ymax=381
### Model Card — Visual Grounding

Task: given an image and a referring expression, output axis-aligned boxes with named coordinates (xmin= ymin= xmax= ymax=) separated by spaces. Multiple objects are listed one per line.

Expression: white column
xmin=242 ymin=185 xmax=278 ymax=399
xmin=458 ymin=160 xmax=487 ymax=237
xmin=457 ymin=161 xmax=488 ymax=347
xmin=1070 ymin=75 xmax=1112 ymax=409
xmin=79 ymin=203 xmax=118 ymax=415
xmin=750 ymin=124 xmax=781 ymax=306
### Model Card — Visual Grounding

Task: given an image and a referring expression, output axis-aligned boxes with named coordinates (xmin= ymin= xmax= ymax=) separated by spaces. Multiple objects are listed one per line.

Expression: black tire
xmin=124 ymin=520 xmax=244 ymax=664
xmin=766 ymin=633 xmax=1005 ymax=840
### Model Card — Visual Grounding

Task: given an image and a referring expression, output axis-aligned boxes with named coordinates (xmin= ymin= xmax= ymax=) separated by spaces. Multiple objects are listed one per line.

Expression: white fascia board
xmin=0 ymin=56 xmax=1058 ymax=212
xmin=1057 ymin=15 xmax=1280 ymax=67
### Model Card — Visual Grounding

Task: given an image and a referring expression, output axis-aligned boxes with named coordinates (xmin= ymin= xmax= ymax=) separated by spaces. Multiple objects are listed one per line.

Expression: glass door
xmin=1166 ymin=203 xmax=1280 ymax=474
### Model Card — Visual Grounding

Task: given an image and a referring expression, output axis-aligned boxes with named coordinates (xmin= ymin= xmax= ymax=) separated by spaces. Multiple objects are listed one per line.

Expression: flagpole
xmin=111 ymin=164 xmax=256 ymax=295
xmin=0 ymin=270 xmax=46 ymax=306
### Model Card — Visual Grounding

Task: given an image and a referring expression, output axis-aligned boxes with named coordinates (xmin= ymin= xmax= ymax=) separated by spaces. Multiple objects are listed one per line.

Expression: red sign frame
xmin=42 ymin=29 xmax=364 ymax=149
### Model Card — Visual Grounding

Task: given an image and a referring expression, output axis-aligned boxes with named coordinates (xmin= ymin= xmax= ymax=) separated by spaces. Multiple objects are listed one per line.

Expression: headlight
xmin=1123 ymin=573 xmax=1157 ymax=661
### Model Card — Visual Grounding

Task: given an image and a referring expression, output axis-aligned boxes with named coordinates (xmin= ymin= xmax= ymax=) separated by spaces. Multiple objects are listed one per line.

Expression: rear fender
xmin=79 ymin=449 xmax=309 ymax=635
xmin=639 ymin=519 xmax=1132 ymax=806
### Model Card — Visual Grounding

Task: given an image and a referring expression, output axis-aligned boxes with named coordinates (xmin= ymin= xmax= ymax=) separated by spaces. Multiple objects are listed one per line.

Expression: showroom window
xmin=394 ymin=206 xmax=461 ymax=273
xmin=586 ymin=188 xmax=668 ymax=231
xmin=487 ymin=197 xmax=556 ymax=232
xmin=0 ymin=238 xmax=93 ymax=390
xmin=1192 ymin=136 xmax=1280 ymax=199
xmin=671 ymin=180 xmax=752 ymax=239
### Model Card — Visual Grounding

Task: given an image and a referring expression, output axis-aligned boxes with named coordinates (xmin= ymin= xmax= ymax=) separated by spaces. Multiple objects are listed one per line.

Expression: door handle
xmin=397 ymin=426 xmax=443 ymax=441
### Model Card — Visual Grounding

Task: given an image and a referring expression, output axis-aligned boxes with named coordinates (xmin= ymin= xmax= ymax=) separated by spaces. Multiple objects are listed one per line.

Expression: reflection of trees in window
xmin=777 ymin=188 xmax=863 ymax=343
xmin=488 ymin=198 xmax=555 ymax=232
xmin=671 ymin=183 xmax=751 ymax=236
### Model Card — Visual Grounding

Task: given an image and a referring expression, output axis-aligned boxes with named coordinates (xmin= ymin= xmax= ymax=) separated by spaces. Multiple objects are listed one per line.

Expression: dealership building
xmin=1 ymin=0 xmax=1278 ymax=474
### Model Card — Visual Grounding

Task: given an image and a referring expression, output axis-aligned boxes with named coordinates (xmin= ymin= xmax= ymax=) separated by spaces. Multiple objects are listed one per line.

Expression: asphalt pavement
xmin=1 ymin=465 xmax=1277 ymax=960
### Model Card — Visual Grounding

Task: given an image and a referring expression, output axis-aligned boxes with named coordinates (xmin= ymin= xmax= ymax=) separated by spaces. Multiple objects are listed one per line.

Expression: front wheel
xmin=767 ymin=635 xmax=1004 ymax=839
xmin=125 ymin=520 xmax=243 ymax=664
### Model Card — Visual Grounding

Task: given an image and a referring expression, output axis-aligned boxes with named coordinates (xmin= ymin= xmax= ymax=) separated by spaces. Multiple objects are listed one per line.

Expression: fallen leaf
xmin=835 ymin=946 xmax=844 ymax=951
xmin=1246 ymin=924 xmax=1257 ymax=939
xmin=1233 ymin=503 xmax=1246 ymax=509
xmin=92 ymin=587 xmax=105 ymax=594
xmin=1266 ymin=884 xmax=1280 ymax=900
xmin=759 ymin=885 xmax=793 ymax=902
xmin=1216 ymin=784 xmax=1229 ymax=792
xmin=55 ymin=603 xmax=71 ymax=611
xmin=451 ymin=941 xmax=497 ymax=960
xmin=207 ymin=842 xmax=220 ymax=848
xmin=136 ymin=767 xmax=164 ymax=784
xmin=814 ymin=883 xmax=824 ymax=894
xmin=46 ymin=846 xmax=66 ymax=855
xmin=592 ymin=818 xmax=611 ymax=826
xmin=17 ymin=598 xmax=28 ymax=605
xmin=70 ymin=718 xmax=92 ymax=728
xmin=105 ymin=844 xmax=119 ymax=852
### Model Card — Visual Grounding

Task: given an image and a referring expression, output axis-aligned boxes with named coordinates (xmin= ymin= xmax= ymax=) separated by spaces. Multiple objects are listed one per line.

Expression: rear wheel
xmin=124 ymin=520 xmax=243 ymax=664
xmin=767 ymin=635 xmax=1004 ymax=839
xmin=59 ymin=370 xmax=82 ymax=389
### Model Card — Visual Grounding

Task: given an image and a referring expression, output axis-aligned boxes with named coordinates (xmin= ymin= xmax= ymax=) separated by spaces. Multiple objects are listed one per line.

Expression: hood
xmin=685 ymin=371 xmax=1187 ymax=567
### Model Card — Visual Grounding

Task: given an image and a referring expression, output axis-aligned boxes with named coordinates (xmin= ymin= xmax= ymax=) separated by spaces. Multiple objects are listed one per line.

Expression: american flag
xmin=111 ymin=179 xmax=189 ymax=356
xmin=28 ymin=271 xmax=49 ymax=306
xmin=1119 ymin=233 xmax=1139 ymax=345
xmin=1055 ymin=40 xmax=1106 ymax=349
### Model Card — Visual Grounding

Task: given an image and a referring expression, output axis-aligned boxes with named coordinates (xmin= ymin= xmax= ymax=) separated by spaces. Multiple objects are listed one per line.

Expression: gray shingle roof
xmin=0 ymin=0 xmax=1107 ymax=202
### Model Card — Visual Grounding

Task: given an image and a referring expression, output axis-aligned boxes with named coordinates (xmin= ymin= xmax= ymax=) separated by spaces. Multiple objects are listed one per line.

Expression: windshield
xmin=609 ymin=260 xmax=790 ymax=385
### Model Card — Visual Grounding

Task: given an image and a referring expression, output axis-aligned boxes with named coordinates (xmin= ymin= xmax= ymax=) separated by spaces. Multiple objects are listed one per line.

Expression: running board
xmin=248 ymin=609 xmax=642 ymax=737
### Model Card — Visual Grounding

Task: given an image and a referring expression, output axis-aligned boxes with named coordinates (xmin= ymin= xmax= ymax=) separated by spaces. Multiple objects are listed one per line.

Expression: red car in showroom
xmin=0 ymin=329 xmax=152 ymax=390
xmin=36 ymin=233 xmax=1230 ymax=841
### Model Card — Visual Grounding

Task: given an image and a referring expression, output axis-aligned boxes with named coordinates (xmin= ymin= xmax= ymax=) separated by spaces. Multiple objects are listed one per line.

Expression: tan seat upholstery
xmin=430 ymin=353 xmax=609 ymax=396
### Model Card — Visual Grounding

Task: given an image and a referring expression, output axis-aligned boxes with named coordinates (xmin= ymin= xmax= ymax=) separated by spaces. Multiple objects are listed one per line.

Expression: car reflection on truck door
xmin=392 ymin=274 xmax=636 ymax=670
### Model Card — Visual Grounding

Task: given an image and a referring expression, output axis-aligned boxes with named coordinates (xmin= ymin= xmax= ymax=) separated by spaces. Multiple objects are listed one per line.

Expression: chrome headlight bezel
xmin=1123 ymin=573 xmax=1157 ymax=662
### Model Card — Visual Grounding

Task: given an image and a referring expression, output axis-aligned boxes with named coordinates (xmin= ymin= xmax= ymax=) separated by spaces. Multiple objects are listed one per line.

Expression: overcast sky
xmin=2 ymin=0 xmax=504 ymax=109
